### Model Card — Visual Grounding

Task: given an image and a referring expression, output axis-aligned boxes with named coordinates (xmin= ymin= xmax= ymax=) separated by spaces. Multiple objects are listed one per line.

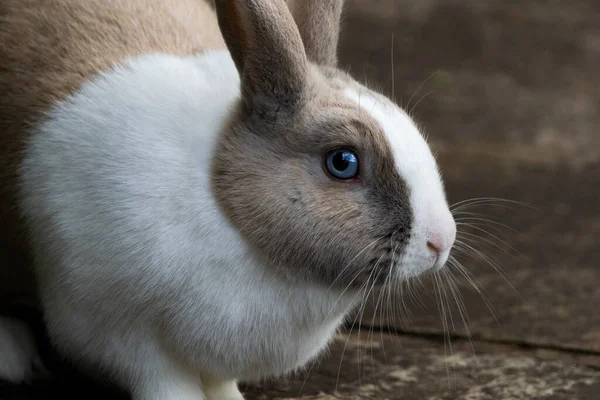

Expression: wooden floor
xmin=2 ymin=1 xmax=599 ymax=399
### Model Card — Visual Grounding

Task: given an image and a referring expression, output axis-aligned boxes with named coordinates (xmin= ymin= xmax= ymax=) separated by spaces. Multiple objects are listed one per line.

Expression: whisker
xmin=377 ymin=265 xmax=395 ymax=363
xmin=403 ymin=274 xmax=425 ymax=316
xmin=355 ymin=259 xmax=384 ymax=383
xmin=456 ymin=221 xmax=521 ymax=251
xmin=432 ymin=271 xmax=454 ymax=388
xmin=300 ymin=261 xmax=372 ymax=396
xmin=364 ymin=266 xmax=387 ymax=381
xmin=397 ymin=281 xmax=413 ymax=327
xmin=457 ymin=233 xmax=529 ymax=274
xmin=358 ymin=88 xmax=362 ymax=110
xmin=335 ymin=256 xmax=382 ymax=391
xmin=455 ymin=216 xmax=520 ymax=234
xmin=390 ymin=33 xmax=395 ymax=102
xmin=406 ymin=70 xmax=440 ymax=112
xmin=377 ymin=243 xmax=400 ymax=361
xmin=454 ymin=240 xmax=523 ymax=302
xmin=369 ymin=94 xmax=383 ymax=115
xmin=442 ymin=268 xmax=477 ymax=358
xmin=448 ymin=256 xmax=500 ymax=326
xmin=457 ymin=229 xmax=522 ymax=258
xmin=327 ymin=236 xmax=384 ymax=290
xmin=408 ymin=89 xmax=439 ymax=116
xmin=450 ymin=197 xmax=538 ymax=212
xmin=334 ymin=277 xmax=371 ymax=393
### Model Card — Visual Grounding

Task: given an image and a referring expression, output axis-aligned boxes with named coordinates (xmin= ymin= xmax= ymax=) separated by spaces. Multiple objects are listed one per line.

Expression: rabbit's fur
xmin=0 ymin=0 xmax=457 ymax=399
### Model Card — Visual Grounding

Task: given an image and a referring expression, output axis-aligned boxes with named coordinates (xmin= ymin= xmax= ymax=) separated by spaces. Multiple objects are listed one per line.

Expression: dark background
xmin=2 ymin=1 xmax=599 ymax=399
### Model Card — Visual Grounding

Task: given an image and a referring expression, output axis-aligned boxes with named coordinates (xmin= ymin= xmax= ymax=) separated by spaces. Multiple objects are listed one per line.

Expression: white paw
xmin=0 ymin=316 xmax=47 ymax=384
xmin=203 ymin=377 xmax=245 ymax=400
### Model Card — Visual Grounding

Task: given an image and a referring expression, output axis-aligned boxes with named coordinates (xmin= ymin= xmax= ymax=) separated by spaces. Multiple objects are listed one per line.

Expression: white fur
xmin=19 ymin=50 xmax=357 ymax=399
xmin=344 ymin=88 xmax=456 ymax=277
xmin=18 ymin=46 xmax=453 ymax=398
xmin=0 ymin=316 xmax=45 ymax=383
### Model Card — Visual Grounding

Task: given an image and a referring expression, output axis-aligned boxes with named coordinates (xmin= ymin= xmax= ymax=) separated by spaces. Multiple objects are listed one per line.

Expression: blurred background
xmin=2 ymin=1 xmax=599 ymax=399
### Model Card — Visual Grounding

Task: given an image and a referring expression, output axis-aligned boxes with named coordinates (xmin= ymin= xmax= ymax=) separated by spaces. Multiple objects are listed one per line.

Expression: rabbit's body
xmin=1 ymin=0 xmax=458 ymax=398
xmin=2 ymin=0 xmax=352 ymax=394
xmin=21 ymin=49 xmax=353 ymax=386
xmin=0 ymin=0 xmax=223 ymax=320
xmin=0 ymin=1 xmax=227 ymax=390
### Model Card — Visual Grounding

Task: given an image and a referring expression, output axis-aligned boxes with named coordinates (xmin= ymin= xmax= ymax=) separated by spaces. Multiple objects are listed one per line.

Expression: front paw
xmin=203 ymin=377 xmax=244 ymax=400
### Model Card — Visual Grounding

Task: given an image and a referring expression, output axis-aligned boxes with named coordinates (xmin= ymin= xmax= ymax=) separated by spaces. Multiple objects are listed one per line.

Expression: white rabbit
xmin=0 ymin=0 xmax=456 ymax=398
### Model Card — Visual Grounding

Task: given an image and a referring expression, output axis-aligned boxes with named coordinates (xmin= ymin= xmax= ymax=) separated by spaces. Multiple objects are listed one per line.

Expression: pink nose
xmin=426 ymin=209 xmax=456 ymax=255
xmin=427 ymin=240 xmax=442 ymax=254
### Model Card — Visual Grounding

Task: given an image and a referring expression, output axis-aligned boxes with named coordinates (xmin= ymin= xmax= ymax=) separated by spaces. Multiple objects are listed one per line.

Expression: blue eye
xmin=325 ymin=148 xmax=359 ymax=180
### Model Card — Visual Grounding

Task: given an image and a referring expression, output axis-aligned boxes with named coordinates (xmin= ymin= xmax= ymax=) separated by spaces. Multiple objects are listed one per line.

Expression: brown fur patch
xmin=216 ymin=0 xmax=308 ymax=118
xmin=213 ymin=69 xmax=412 ymax=287
xmin=209 ymin=0 xmax=411 ymax=288
xmin=0 ymin=0 xmax=224 ymax=307
xmin=288 ymin=0 xmax=345 ymax=67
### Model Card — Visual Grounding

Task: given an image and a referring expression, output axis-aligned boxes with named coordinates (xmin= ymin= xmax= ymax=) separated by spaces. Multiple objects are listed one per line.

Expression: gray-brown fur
xmin=288 ymin=0 xmax=345 ymax=67
xmin=211 ymin=1 xmax=412 ymax=288
xmin=215 ymin=0 xmax=308 ymax=118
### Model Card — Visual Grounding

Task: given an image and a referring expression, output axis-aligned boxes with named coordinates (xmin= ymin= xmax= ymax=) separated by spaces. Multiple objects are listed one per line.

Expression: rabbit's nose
xmin=427 ymin=240 xmax=442 ymax=255
xmin=426 ymin=208 xmax=456 ymax=257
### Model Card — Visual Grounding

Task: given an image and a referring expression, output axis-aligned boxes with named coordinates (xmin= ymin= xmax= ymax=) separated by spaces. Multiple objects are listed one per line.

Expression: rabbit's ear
xmin=287 ymin=0 xmax=344 ymax=67
xmin=214 ymin=0 xmax=308 ymax=116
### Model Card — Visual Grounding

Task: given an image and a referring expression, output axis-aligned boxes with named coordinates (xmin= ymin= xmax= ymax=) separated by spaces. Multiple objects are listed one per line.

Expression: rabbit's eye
xmin=325 ymin=148 xmax=359 ymax=180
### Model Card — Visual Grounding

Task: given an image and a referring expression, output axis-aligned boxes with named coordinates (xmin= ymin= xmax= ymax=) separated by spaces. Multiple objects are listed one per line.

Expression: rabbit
xmin=0 ymin=0 xmax=457 ymax=399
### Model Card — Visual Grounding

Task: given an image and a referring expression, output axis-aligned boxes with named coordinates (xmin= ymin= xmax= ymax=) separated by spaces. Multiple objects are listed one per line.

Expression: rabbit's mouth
xmin=345 ymin=223 xmax=456 ymax=290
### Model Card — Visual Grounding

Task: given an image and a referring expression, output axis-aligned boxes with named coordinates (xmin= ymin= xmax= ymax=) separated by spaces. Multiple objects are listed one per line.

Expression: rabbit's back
xmin=0 ymin=0 xmax=224 ymax=309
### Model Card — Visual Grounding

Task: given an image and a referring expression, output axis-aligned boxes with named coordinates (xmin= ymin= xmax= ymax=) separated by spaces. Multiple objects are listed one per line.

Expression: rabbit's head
xmin=212 ymin=0 xmax=456 ymax=289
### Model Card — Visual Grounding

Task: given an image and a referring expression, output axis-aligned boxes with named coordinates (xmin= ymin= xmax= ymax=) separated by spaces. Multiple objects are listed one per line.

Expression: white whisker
xmin=406 ymin=70 xmax=440 ymax=112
